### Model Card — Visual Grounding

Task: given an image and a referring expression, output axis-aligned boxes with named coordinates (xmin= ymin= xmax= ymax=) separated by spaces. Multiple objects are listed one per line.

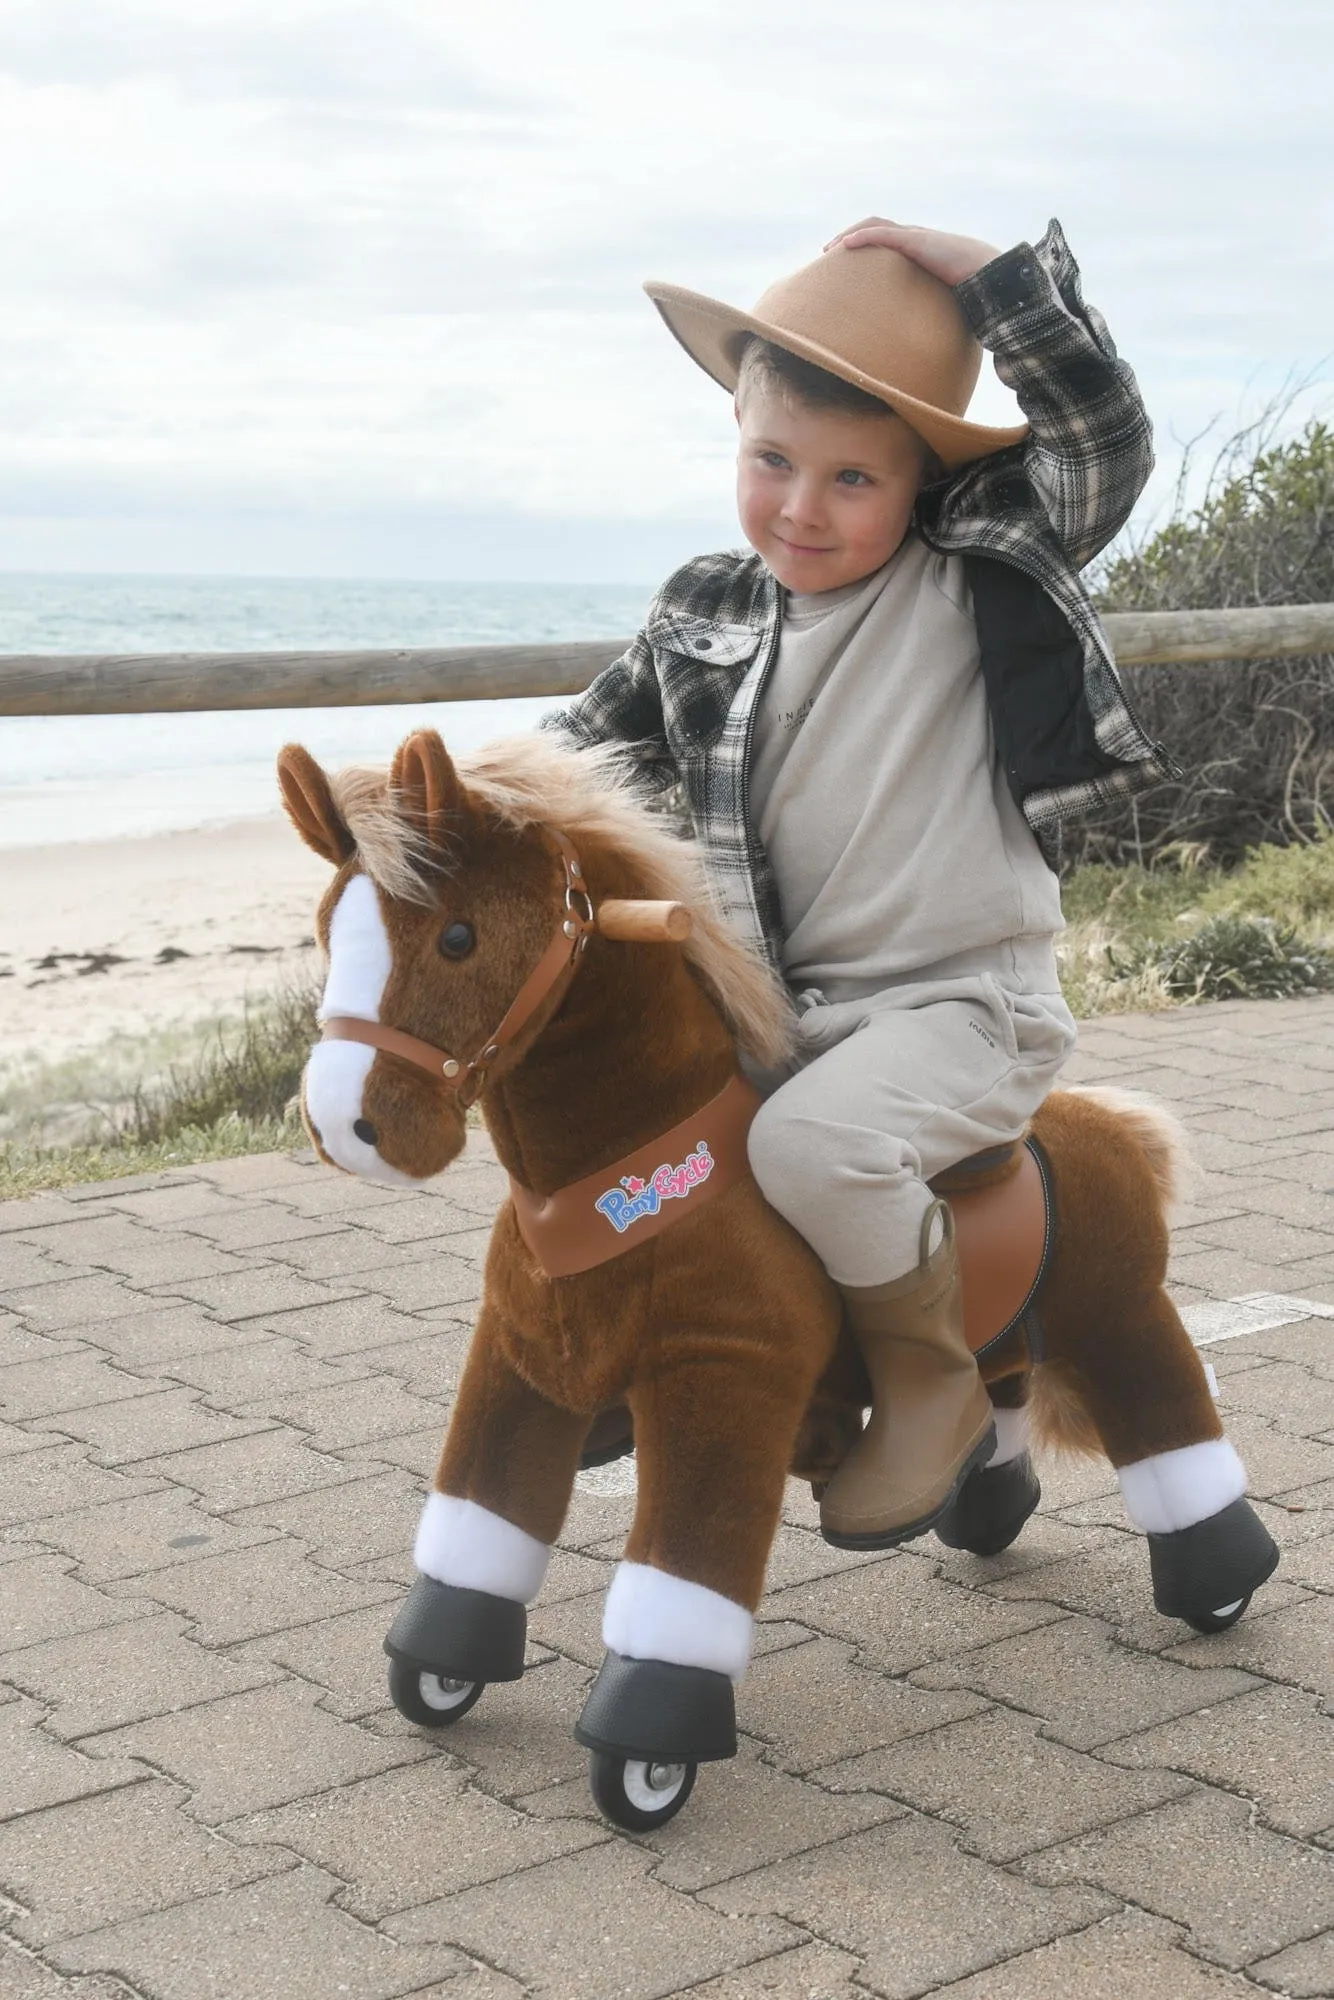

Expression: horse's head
xmin=278 ymin=728 xmax=575 ymax=1186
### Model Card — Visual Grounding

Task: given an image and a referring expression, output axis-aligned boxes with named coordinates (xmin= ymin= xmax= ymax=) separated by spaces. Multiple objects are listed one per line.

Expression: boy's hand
xmin=824 ymin=218 xmax=1001 ymax=288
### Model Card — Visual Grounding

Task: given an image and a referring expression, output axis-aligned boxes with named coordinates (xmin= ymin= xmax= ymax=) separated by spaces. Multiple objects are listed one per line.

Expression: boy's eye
xmin=836 ymin=469 xmax=870 ymax=486
xmin=759 ymin=451 xmax=789 ymax=469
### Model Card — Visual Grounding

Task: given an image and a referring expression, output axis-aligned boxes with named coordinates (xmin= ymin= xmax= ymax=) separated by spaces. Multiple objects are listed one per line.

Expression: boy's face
xmin=735 ymin=386 xmax=928 ymax=594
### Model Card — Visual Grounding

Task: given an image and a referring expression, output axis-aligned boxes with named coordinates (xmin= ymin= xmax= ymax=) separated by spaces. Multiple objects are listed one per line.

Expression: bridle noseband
xmin=319 ymin=829 xmax=596 ymax=1109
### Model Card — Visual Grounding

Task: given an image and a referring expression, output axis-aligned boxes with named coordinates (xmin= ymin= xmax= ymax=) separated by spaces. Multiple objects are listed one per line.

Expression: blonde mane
xmin=329 ymin=735 xmax=796 ymax=1066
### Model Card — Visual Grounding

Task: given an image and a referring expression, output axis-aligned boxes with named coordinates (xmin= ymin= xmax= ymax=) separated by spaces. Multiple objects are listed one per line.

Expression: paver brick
xmin=234 ymin=1599 xmax=407 ymax=1721
xmin=174 ymin=1207 xmax=343 ymax=1252
xmin=0 ymin=1276 xmax=173 ymax=1332
xmin=1168 ymin=1594 xmax=1334 ymax=1703
xmin=0 ymin=1243 xmax=98 ymax=1289
xmin=334 ymin=1191 xmax=494 ymax=1245
xmin=47 ymin=1388 xmax=270 ymax=1467
xmin=1024 ymin=1786 xmax=1334 ymax=1970
xmin=258 ymin=1375 xmax=448 ymax=1450
xmin=155 ymin=1333 xmax=374 ymax=1411
xmin=228 ymin=1463 xmax=424 ymax=1572
xmin=386 ymin=1840 xmax=800 ymax=1999
xmin=0 ymin=1354 xmax=160 ymax=1424
xmin=762 ymin=1553 xmax=1066 ymax=1677
xmin=337 ymin=1253 xmax=482 ymax=1315
xmin=147 ymin=1266 xmax=362 ymax=1320
xmin=86 ymin=1679 xmax=428 ymax=1823
xmin=0 ymin=1555 xmax=152 ymax=1656
xmin=817 ymin=1704 xmax=1192 ymax=1862
xmin=136 ymin=1425 xmax=363 ymax=1510
xmin=191 ymin=1152 xmax=321 ymax=1193
xmin=228 ymin=1758 xmax=604 ymax=1918
xmin=0 ymin=1444 xmax=160 ymax=1527
xmin=927 ymin=1908 xmax=1265 ymax=1998
xmin=337 ymin=1328 xmax=469 ymax=1402
xmin=3 ymin=1611 xmax=280 ymax=1740
xmin=0 ymin=1779 xmax=285 ymax=1945
xmin=1250 ymin=1929 xmax=1334 ymax=1997
xmin=12 ymin=1213 xmax=260 ymax=1286
xmin=49 ymin=1864 xmax=469 ymax=2000
xmin=262 ymin=1223 xmax=448 ymax=1280
xmin=26 ymin=1485 xmax=275 ymax=1583
xmin=0 ymin=1324 xmax=88 ymax=1368
xmin=668 ymin=1942 xmax=867 ymax=1999
xmin=700 ymin=1818 xmax=1113 ymax=2000
xmin=414 ymin=1653 xmax=597 ymax=1801
xmin=64 ymin=1302 xmax=261 ymax=1369
xmin=1104 ymin=1682 xmax=1334 ymax=1839
xmin=250 ymin=1292 xmax=436 ymax=1357
xmin=101 ymin=1183 xmax=245 ymax=1223
xmin=0 ymin=1698 xmax=144 ymax=1823
xmin=125 ymin=1536 xmax=396 ymax=1645
xmin=913 ymin=1612 xmax=1259 ymax=1751
xmin=740 ymin=1634 xmax=987 ymax=1775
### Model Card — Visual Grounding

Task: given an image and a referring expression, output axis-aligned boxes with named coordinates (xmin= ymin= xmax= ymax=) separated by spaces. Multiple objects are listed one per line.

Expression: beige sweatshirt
xmin=748 ymin=532 xmax=1065 ymax=1000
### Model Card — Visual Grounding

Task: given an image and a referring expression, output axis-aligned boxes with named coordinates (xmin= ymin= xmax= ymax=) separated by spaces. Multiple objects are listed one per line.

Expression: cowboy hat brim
xmin=644 ymin=281 xmax=1028 ymax=470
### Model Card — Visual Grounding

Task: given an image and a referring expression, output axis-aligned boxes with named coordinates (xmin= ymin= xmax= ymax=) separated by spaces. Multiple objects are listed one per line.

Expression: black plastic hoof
xmin=1148 ymin=1496 xmax=1279 ymax=1627
xmin=935 ymin=1451 xmax=1041 ymax=1557
xmin=589 ymin=1750 xmax=696 ymax=1830
xmin=383 ymin=1574 xmax=527 ymax=1683
xmin=388 ymin=1657 xmax=485 ymax=1727
xmin=574 ymin=1651 xmax=737 ymax=1764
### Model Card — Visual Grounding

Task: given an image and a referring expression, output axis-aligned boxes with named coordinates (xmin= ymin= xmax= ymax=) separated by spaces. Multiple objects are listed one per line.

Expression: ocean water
xmin=0 ymin=573 xmax=651 ymax=848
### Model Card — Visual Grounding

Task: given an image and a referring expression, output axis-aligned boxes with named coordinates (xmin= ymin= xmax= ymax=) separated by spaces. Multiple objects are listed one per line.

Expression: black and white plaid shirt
xmin=545 ymin=220 xmax=1170 ymax=963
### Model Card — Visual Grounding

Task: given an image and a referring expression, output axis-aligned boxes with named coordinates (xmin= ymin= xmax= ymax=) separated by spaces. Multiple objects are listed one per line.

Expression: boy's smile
xmin=735 ymin=386 xmax=928 ymax=595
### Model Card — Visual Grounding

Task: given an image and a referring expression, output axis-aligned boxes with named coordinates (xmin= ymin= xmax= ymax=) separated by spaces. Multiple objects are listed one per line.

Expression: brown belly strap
xmin=510 ymin=1074 xmax=761 ymax=1279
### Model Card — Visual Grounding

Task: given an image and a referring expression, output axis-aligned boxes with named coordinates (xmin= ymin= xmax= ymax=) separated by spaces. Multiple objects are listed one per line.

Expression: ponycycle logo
xmin=594 ymin=1142 xmax=716 ymax=1233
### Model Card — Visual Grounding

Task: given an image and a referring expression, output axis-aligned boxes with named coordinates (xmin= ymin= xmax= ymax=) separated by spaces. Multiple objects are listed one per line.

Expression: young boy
xmin=544 ymin=216 xmax=1170 ymax=1547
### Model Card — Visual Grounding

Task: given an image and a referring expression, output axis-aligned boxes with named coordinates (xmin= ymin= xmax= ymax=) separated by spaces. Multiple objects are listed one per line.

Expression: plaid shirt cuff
xmin=953 ymin=219 xmax=1107 ymax=355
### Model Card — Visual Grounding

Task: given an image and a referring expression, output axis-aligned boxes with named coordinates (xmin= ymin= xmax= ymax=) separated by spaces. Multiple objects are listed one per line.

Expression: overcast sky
xmin=1 ymin=0 xmax=1329 ymax=582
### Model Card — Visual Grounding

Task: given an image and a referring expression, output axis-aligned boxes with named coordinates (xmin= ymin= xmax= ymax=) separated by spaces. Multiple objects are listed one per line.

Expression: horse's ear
xmin=390 ymin=729 xmax=463 ymax=855
xmin=277 ymin=744 xmax=355 ymax=866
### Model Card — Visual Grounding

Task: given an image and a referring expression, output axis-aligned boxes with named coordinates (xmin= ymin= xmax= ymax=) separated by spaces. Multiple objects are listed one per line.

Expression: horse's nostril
xmin=353 ymin=1118 xmax=379 ymax=1147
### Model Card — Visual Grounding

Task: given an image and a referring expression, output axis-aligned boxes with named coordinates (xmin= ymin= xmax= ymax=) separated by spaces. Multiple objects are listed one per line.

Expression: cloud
xmin=0 ymin=0 xmax=1329 ymax=575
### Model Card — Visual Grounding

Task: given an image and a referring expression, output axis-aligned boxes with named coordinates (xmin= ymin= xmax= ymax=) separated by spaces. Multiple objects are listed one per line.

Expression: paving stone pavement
xmin=1 ymin=996 xmax=1333 ymax=2000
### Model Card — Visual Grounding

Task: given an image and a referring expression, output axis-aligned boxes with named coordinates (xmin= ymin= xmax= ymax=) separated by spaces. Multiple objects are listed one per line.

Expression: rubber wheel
xmin=589 ymin=1751 xmax=697 ymax=1830
xmin=1182 ymin=1592 xmax=1251 ymax=1635
xmin=388 ymin=1658 xmax=485 ymax=1727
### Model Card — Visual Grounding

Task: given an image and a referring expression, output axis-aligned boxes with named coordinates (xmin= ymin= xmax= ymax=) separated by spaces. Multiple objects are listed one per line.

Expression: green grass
xmin=5 ymin=833 xmax=1334 ymax=1200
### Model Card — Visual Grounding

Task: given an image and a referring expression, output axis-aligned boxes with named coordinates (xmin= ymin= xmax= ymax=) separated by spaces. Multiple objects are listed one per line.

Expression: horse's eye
xmin=438 ymin=920 xmax=476 ymax=961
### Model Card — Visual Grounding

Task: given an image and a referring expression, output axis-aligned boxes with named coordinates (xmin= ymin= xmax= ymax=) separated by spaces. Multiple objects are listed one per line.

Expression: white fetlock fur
xmin=989 ymin=1404 xmax=1031 ymax=1467
xmin=414 ymin=1492 xmax=550 ymax=1605
xmin=602 ymin=1561 xmax=754 ymax=1683
xmin=1117 ymin=1438 xmax=1247 ymax=1535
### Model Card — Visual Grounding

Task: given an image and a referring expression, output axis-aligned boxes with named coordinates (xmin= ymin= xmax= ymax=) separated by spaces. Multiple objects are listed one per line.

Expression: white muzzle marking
xmin=305 ymin=872 xmax=423 ymax=1187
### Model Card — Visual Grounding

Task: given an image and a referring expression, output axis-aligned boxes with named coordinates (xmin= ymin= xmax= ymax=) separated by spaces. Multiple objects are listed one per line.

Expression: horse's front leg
xmin=384 ymin=1304 xmax=586 ymax=1725
xmin=575 ymin=1328 xmax=818 ymax=1788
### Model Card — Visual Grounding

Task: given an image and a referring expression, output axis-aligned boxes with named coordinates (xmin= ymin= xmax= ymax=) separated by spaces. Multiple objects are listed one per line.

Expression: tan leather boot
xmin=820 ymin=1200 xmax=996 ymax=1548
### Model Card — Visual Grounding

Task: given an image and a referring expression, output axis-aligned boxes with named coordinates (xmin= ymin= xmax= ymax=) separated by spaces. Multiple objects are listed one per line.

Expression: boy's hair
xmin=733 ymin=335 xmax=945 ymax=480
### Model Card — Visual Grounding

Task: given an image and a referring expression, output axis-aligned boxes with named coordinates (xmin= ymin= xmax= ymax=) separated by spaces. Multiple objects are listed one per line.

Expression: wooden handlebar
xmin=596 ymin=899 xmax=693 ymax=943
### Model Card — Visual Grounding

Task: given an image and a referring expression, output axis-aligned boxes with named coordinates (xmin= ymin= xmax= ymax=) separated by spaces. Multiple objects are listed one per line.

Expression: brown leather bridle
xmin=319 ymin=829 xmax=596 ymax=1110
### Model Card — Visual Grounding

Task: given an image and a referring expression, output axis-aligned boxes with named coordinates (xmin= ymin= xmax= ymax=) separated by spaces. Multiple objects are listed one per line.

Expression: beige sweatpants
xmin=746 ymin=971 xmax=1077 ymax=1288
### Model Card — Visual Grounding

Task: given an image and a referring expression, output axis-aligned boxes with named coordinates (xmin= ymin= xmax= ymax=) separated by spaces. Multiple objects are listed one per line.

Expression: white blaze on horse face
xmin=304 ymin=872 xmax=419 ymax=1188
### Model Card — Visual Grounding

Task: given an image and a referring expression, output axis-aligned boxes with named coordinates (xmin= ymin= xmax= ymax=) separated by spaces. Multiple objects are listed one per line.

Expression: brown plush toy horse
xmin=278 ymin=726 xmax=1278 ymax=1832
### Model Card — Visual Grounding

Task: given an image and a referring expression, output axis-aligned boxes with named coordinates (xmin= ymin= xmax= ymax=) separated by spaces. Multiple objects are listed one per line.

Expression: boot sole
xmin=820 ymin=1426 xmax=998 ymax=1551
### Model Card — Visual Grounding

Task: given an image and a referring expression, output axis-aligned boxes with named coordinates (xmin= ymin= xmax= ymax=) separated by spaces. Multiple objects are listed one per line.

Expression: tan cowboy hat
xmin=644 ymin=245 xmax=1027 ymax=469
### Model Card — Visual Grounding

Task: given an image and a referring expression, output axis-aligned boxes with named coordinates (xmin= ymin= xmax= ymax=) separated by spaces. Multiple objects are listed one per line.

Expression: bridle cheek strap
xmin=318 ymin=828 xmax=595 ymax=1107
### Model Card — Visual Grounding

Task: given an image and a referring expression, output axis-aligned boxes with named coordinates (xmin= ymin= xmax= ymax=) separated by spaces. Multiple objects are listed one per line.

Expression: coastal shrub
xmin=120 ymin=979 xmax=317 ymax=1146
xmin=1115 ymin=913 xmax=1334 ymax=1002
xmin=1074 ymin=413 xmax=1334 ymax=867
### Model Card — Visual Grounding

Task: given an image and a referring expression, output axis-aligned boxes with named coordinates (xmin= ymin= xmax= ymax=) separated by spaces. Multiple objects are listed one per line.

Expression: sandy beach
xmin=1 ymin=816 xmax=328 ymax=1073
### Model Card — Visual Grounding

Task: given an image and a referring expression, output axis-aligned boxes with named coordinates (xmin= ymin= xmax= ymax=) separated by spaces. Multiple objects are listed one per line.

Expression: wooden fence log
xmin=1 ymin=602 xmax=1331 ymax=718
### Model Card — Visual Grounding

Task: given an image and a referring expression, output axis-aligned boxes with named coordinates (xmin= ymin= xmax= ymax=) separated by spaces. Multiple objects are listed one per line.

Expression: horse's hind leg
xmin=1038 ymin=1282 xmax=1278 ymax=1630
xmin=936 ymin=1369 xmax=1042 ymax=1556
xmin=385 ymin=1308 xmax=587 ymax=1721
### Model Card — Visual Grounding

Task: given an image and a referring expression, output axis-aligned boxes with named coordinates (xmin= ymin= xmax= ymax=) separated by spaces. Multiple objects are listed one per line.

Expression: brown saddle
xmin=929 ymin=1138 xmax=1053 ymax=1356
